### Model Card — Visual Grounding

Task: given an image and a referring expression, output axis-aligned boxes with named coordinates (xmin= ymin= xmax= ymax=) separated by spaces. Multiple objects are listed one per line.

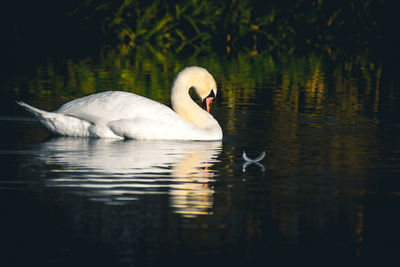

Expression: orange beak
xmin=202 ymin=90 xmax=216 ymax=113
xmin=205 ymin=97 xmax=214 ymax=113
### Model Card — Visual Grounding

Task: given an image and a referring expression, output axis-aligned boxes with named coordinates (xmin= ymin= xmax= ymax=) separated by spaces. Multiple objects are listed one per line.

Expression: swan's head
xmin=172 ymin=66 xmax=218 ymax=113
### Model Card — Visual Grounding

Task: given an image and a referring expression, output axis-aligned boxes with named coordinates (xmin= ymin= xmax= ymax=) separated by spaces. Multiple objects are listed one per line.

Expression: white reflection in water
xmin=39 ymin=138 xmax=222 ymax=217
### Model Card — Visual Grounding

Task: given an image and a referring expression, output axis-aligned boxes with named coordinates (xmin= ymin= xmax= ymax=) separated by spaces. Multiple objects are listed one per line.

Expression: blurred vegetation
xmin=72 ymin=0 xmax=384 ymax=56
xmin=11 ymin=47 xmax=389 ymax=122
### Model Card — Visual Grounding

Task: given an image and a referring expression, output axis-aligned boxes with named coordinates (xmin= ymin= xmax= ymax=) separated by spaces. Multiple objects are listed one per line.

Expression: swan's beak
xmin=202 ymin=90 xmax=215 ymax=113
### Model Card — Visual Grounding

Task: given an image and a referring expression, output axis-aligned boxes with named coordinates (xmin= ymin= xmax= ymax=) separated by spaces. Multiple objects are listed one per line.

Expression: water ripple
xmin=36 ymin=138 xmax=222 ymax=217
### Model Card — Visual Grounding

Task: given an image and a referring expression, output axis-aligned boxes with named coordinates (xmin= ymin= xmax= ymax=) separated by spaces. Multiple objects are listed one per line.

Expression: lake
xmin=1 ymin=50 xmax=399 ymax=266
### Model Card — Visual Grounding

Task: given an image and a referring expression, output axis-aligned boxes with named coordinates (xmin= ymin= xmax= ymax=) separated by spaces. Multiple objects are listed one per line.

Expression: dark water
xmin=1 ymin=53 xmax=400 ymax=266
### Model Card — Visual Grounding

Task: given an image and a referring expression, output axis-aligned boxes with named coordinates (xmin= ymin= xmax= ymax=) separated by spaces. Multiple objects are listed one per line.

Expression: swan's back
xmin=58 ymin=91 xmax=173 ymax=124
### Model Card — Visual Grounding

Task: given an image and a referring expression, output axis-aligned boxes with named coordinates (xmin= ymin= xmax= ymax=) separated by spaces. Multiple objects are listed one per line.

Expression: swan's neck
xmin=171 ymin=80 xmax=218 ymax=130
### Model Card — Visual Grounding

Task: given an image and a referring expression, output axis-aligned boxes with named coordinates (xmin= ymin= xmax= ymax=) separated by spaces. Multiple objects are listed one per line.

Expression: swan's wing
xmin=57 ymin=91 xmax=170 ymax=125
xmin=108 ymin=115 xmax=210 ymax=140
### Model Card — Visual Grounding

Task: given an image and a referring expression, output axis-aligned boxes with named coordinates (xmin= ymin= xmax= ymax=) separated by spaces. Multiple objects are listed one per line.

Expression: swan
xmin=17 ymin=66 xmax=223 ymax=140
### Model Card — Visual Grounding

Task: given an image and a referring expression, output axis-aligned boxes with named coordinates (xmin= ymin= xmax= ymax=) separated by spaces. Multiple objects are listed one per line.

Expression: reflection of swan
xmin=17 ymin=66 xmax=222 ymax=140
xmin=39 ymin=138 xmax=222 ymax=217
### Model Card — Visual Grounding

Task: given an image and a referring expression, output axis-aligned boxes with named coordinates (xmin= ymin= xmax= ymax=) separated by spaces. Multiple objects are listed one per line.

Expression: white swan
xmin=17 ymin=66 xmax=223 ymax=140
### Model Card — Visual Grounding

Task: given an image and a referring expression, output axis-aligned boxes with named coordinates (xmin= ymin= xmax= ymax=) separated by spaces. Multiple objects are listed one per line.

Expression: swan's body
xmin=17 ymin=66 xmax=223 ymax=140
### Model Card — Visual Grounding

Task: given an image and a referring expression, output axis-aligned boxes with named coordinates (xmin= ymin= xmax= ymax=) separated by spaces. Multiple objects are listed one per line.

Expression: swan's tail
xmin=17 ymin=101 xmax=92 ymax=137
xmin=16 ymin=101 xmax=51 ymax=118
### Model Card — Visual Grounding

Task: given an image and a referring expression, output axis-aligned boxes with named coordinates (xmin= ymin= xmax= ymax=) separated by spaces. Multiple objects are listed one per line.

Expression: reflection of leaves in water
xmin=13 ymin=50 xmax=385 ymax=122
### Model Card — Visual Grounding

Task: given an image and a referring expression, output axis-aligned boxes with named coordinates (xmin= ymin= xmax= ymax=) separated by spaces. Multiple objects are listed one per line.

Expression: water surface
xmin=1 ymin=53 xmax=399 ymax=266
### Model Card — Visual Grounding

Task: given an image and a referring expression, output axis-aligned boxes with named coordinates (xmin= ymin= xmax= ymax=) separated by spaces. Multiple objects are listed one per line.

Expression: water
xmin=1 ymin=52 xmax=400 ymax=266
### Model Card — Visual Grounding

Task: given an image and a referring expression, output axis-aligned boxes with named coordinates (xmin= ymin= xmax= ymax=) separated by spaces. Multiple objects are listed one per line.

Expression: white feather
xmin=242 ymin=150 xmax=266 ymax=163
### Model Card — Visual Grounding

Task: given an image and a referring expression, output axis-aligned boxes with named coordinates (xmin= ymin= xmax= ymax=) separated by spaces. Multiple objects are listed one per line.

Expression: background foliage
xmin=72 ymin=0 xmax=385 ymax=56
